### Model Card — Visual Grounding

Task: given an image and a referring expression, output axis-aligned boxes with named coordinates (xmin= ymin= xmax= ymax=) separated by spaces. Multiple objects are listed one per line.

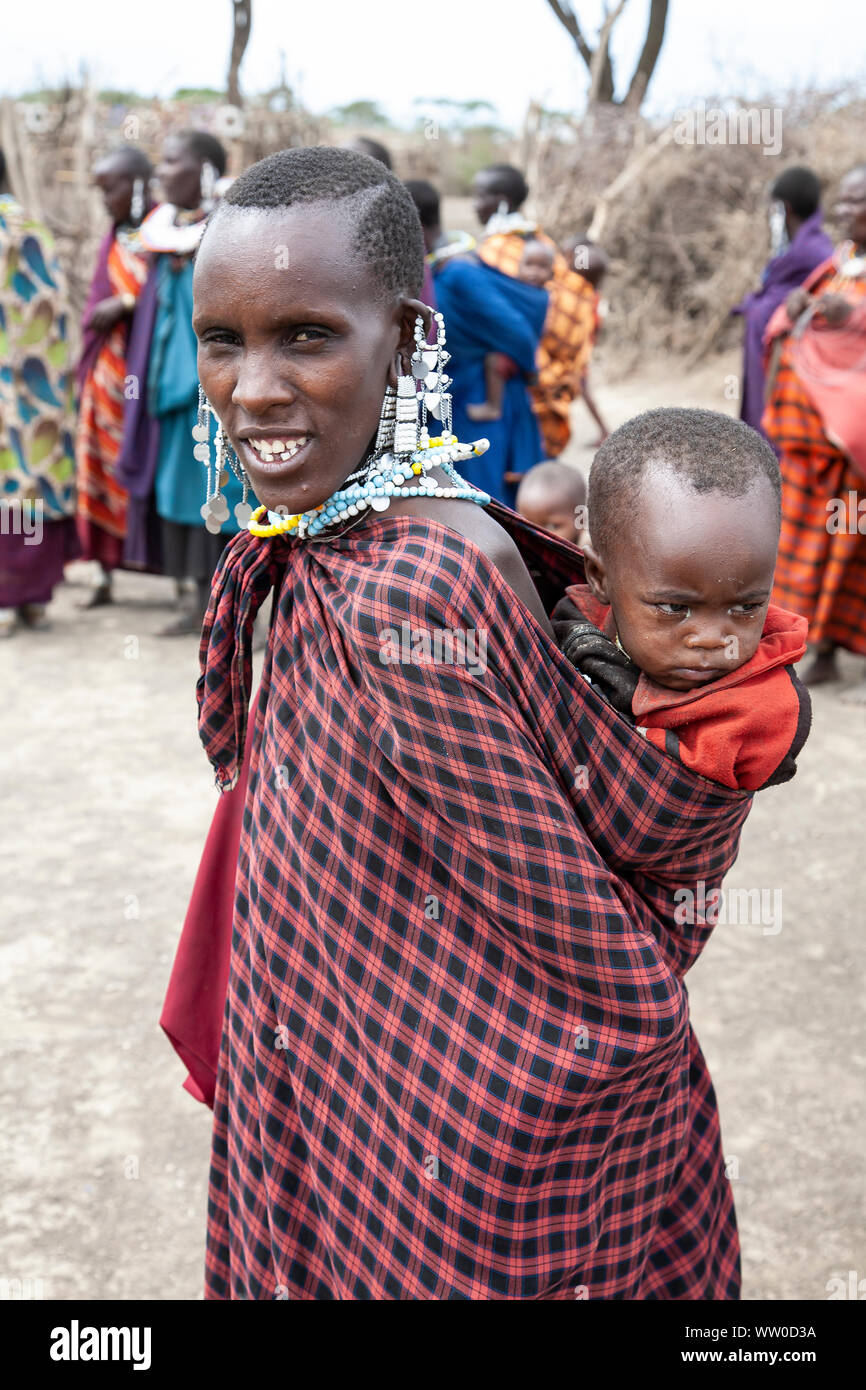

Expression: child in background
xmin=553 ymin=408 xmax=811 ymax=792
xmin=516 ymin=460 xmax=587 ymax=545
xmin=467 ymin=239 xmax=555 ymax=423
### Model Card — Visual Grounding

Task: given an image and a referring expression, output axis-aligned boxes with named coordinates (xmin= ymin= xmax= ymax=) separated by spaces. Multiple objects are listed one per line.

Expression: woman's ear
xmin=392 ymin=296 xmax=433 ymax=379
xmin=581 ymin=541 xmax=610 ymax=605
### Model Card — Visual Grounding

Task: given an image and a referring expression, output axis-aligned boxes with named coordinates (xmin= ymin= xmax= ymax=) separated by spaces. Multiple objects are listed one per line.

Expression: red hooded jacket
xmin=559 ymin=588 xmax=812 ymax=792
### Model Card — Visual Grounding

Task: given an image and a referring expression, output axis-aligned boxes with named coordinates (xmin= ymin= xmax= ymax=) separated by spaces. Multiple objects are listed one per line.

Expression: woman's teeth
xmin=248 ymin=437 xmax=308 ymax=462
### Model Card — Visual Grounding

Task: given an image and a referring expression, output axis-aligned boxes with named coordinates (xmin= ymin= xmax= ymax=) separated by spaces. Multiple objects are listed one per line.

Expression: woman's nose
xmin=232 ymin=353 xmax=295 ymax=415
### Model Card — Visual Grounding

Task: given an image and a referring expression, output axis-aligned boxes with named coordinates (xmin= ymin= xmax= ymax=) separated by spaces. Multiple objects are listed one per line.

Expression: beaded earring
xmin=410 ymin=311 xmax=452 ymax=445
xmin=130 ymin=177 xmax=145 ymax=225
xmin=193 ymin=387 xmax=253 ymax=533
xmin=374 ymin=383 xmax=396 ymax=452
xmin=200 ymin=161 xmax=217 ymax=213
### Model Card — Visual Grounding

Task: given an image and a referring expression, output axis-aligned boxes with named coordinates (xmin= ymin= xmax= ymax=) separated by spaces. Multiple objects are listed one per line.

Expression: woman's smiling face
xmin=193 ymin=203 xmax=410 ymax=515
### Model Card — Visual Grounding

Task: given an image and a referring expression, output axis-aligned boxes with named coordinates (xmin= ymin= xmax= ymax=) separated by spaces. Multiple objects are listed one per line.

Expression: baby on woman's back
xmin=553 ymin=407 xmax=811 ymax=791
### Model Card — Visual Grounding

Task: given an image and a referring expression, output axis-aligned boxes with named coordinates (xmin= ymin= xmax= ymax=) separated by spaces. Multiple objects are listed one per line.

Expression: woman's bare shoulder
xmin=388 ymin=495 xmax=553 ymax=635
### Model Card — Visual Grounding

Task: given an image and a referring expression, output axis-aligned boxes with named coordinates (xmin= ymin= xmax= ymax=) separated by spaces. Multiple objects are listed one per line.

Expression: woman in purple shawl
xmin=732 ymin=166 xmax=832 ymax=441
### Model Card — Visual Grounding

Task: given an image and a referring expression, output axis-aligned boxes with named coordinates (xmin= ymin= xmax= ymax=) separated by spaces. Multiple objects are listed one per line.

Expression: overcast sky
xmin=4 ymin=0 xmax=865 ymax=128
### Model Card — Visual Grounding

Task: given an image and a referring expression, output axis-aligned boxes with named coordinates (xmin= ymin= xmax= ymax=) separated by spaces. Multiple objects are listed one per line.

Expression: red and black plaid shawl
xmin=196 ymin=506 xmax=751 ymax=1300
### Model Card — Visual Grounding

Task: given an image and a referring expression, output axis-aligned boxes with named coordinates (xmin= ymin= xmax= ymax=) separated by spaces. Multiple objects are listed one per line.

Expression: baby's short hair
xmin=517 ymin=460 xmax=585 ymax=507
xmin=588 ymin=407 xmax=781 ymax=557
xmin=521 ymin=237 xmax=554 ymax=260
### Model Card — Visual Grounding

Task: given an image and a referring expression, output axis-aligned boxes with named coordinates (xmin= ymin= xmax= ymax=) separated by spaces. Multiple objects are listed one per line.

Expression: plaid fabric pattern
xmin=198 ymin=508 xmax=750 ymax=1299
xmin=479 ymin=232 xmax=597 ymax=457
xmin=763 ymin=267 xmax=866 ymax=654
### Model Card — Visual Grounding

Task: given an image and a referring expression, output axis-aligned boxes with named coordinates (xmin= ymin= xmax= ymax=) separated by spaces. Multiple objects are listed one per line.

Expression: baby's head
xmin=517 ymin=238 xmax=555 ymax=288
xmin=563 ymin=236 xmax=608 ymax=290
xmin=516 ymin=461 xmax=587 ymax=544
xmin=583 ymin=408 xmax=781 ymax=692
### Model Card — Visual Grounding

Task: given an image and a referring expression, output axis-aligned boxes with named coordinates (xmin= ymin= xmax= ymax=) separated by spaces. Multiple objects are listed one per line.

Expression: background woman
xmin=763 ymin=162 xmax=866 ymax=701
xmin=410 ymin=178 xmax=545 ymax=507
xmin=472 ymin=162 xmax=598 ymax=461
xmin=732 ymin=164 xmax=832 ymax=440
xmin=117 ymin=129 xmax=247 ymax=635
xmin=0 ymin=149 xmax=78 ymax=637
xmin=76 ymin=144 xmax=153 ymax=607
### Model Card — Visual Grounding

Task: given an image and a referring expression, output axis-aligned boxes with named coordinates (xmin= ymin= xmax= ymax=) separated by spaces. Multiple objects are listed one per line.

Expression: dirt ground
xmin=2 ymin=353 xmax=864 ymax=1302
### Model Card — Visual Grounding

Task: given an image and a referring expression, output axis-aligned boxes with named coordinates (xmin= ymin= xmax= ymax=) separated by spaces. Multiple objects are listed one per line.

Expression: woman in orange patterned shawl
xmin=472 ymin=164 xmax=598 ymax=460
xmin=762 ymin=164 xmax=866 ymax=703
xmin=75 ymin=147 xmax=152 ymax=606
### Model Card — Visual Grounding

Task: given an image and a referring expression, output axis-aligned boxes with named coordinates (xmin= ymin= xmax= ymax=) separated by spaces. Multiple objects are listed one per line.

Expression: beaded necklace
xmin=248 ymin=432 xmax=491 ymax=542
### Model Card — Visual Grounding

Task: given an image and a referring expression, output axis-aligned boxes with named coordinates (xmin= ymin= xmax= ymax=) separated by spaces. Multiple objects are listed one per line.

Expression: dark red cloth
xmin=159 ymin=717 xmax=252 ymax=1105
xmin=184 ymin=505 xmax=750 ymax=1299
xmin=75 ymin=517 xmax=124 ymax=571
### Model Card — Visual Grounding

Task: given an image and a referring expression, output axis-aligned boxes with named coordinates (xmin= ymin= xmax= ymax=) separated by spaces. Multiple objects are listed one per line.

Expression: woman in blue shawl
xmin=408 ymin=182 xmax=545 ymax=508
xmin=434 ymin=255 xmax=546 ymax=507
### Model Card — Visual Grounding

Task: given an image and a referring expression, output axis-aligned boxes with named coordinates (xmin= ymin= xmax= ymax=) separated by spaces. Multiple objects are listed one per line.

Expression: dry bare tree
xmin=227 ymin=0 xmax=253 ymax=107
xmin=545 ymin=0 xmax=669 ymax=109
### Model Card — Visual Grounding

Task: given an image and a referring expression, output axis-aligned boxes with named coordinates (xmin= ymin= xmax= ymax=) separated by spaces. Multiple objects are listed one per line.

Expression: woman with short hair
xmin=182 ymin=146 xmax=748 ymax=1300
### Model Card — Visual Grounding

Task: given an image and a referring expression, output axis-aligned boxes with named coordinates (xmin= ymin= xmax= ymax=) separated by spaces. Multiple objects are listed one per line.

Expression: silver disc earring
xmin=194 ymin=387 xmax=253 ymax=532
xmin=200 ymin=160 xmax=217 ymax=213
xmin=130 ymin=177 xmax=145 ymax=225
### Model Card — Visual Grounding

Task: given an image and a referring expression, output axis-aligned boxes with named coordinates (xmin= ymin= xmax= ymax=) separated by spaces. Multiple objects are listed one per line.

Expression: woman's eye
xmin=200 ymin=329 xmax=238 ymax=346
xmin=292 ymin=327 xmax=328 ymax=343
xmin=657 ymin=603 xmax=690 ymax=616
xmin=731 ymin=603 xmax=762 ymax=616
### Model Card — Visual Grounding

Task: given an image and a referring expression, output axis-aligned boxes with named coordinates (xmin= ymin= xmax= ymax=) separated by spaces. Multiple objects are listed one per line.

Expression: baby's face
xmin=518 ymin=494 xmax=583 ymax=542
xmin=519 ymin=245 xmax=555 ymax=288
xmin=587 ymin=470 xmax=779 ymax=692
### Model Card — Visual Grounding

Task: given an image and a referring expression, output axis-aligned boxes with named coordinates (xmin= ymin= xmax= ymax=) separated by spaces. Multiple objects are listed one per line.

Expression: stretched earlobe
xmin=397 ymin=297 xmax=433 ymax=374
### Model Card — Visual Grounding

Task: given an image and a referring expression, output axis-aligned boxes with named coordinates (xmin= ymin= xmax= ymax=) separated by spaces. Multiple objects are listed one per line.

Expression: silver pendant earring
xmin=200 ymin=161 xmax=217 ymax=213
xmin=194 ymin=387 xmax=252 ymax=532
xmin=410 ymin=311 xmax=452 ymax=443
xmin=130 ymin=177 xmax=145 ymax=225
